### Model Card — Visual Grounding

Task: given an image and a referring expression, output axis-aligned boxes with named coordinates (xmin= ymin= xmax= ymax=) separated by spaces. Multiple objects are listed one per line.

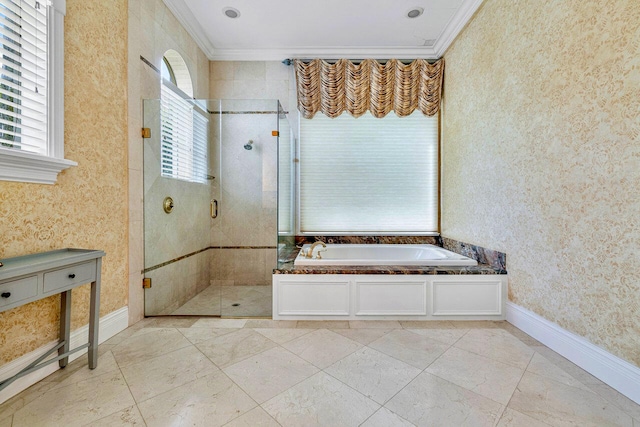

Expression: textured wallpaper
xmin=442 ymin=0 xmax=640 ymax=365
xmin=0 ymin=0 xmax=128 ymax=364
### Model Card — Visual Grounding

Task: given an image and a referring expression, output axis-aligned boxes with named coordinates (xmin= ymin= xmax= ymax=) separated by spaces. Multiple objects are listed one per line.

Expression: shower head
xmin=243 ymin=140 xmax=253 ymax=150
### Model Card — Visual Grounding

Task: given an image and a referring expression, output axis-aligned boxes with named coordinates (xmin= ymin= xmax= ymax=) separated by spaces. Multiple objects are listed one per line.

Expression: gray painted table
xmin=0 ymin=248 xmax=105 ymax=391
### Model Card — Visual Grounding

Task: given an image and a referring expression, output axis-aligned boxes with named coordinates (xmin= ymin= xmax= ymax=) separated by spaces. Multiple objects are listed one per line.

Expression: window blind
xmin=160 ymin=82 xmax=208 ymax=183
xmin=299 ymin=111 xmax=438 ymax=234
xmin=0 ymin=0 xmax=48 ymax=155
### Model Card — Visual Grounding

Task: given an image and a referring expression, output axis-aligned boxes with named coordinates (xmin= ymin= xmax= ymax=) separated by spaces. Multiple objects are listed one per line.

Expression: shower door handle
xmin=211 ymin=200 xmax=218 ymax=218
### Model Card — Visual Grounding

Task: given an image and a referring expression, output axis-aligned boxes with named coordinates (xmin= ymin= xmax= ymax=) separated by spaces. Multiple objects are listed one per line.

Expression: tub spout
xmin=306 ymin=241 xmax=327 ymax=259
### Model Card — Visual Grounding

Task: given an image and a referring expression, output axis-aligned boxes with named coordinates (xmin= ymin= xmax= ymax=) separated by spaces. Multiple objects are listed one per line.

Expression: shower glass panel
xmin=142 ymin=98 xmax=285 ymax=318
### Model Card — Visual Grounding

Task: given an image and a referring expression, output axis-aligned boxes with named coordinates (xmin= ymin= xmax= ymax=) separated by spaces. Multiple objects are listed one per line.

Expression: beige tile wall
xmin=128 ymin=0 xmax=210 ymax=320
xmin=209 ymin=62 xmax=293 ymax=286
xmin=442 ymin=0 xmax=640 ymax=366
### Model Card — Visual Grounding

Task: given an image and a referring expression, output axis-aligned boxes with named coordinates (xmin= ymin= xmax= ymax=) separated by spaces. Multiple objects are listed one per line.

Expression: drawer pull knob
xmin=1 ymin=292 xmax=10 ymax=298
xmin=68 ymin=274 xmax=76 ymax=279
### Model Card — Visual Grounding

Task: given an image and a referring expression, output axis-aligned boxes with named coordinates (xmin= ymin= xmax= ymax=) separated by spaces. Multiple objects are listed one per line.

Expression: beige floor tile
xmin=325 ymin=347 xmax=422 ymax=404
xmin=368 ymin=329 xmax=450 ymax=369
xmin=588 ymin=383 xmax=640 ymax=420
xmin=449 ymin=320 xmax=504 ymax=329
xmin=12 ymin=370 xmax=135 ymax=427
xmin=223 ymin=407 xmax=280 ymax=427
xmin=349 ymin=320 xmax=402 ymax=329
xmin=195 ymin=328 xmax=277 ymax=368
xmin=0 ymin=415 xmax=11 ymax=427
xmin=406 ymin=328 xmax=468 ymax=345
xmin=497 ymin=322 xmax=542 ymax=345
xmin=171 ymin=285 xmax=221 ymax=316
xmin=332 ymin=328 xmax=393 ymax=345
xmin=191 ymin=318 xmax=247 ymax=328
xmin=400 ymin=320 xmax=456 ymax=329
xmin=283 ymin=329 xmax=362 ymax=369
xmin=454 ymin=328 xmax=534 ymax=369
xmin=254 ymin=328 xmax=314 ymax=344
xmin=46 ymin=350 xmax=119 ymax=390
xmin=223 ymin=347 xmax=318 ymax=403
xmin=360 ymin=407 xmax=415 ymax=427
xmin=496 ymin=407 xmax=552 ymax=426
xmin=262 ymin=372 xmax=380 ymax=427
xmin=220 ymin=286 xmax=272 ymax=317
xmin=0 ymin=380 xmax=58 ymax=421
xmin=296 ymin=320 xmax=349 ymax=329
xmin=385 ymin=372 xmax=503 ymax=427
xmin=142 ymin=316 xmax=200 ymax=328
xmin=527 ymin=352 xmax=593 ymax=392
xmin=121 ymin=345 xmax=218 ymax=402
xmin=178 ymin=327 xmax=238 ymax=344
xmin=244 ymin=319 xmax=297 ymax=328
xmin=101 ymin=319 xmax=152 ymax=345
xmin=89 ymin=405 xmax=146 ymax=426
xmin=137 ymin=371 xmax=256 ymax=427
xmin=111 ymin=328 xmax=192 ymax=367
xmin=509 ymin=372 xmax=633 ymax=427
xmin=425 ymin=347 xmax=524 ymax=405
xmin=531 ymin=345 xmax=606 ymax=386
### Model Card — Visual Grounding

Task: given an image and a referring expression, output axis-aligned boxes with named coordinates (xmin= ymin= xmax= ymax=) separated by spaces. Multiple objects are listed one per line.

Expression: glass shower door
xmin=212 ymin=99 xmax=283 ymax=318
xmin=142 ymin=99 xmax=220 ymax=316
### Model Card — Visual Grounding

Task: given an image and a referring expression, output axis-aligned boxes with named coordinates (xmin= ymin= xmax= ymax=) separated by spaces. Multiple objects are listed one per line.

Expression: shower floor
xmin=171 ymin=284 xmax=272 ymax=317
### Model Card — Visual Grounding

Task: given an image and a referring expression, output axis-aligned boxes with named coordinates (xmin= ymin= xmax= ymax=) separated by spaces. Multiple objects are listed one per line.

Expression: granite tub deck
xmin=274 ymin=237 xmax=507 ymax=275
xmin=273 ymin=238 xmax=508 ymax=321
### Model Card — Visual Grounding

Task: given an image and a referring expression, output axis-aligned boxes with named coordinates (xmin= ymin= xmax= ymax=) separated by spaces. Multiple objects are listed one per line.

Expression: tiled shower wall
xmin=209 ymin=107 xmax=280 ymax=286
xmin=208 ymin=62 xmax=294 ymax=287
xmin=128 ymin=0 xmax=210 ymax=318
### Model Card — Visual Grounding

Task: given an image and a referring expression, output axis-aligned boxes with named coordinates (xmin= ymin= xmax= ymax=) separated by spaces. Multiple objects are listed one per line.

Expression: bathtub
xmin=294 ymin=244 xmax=478 ymax=267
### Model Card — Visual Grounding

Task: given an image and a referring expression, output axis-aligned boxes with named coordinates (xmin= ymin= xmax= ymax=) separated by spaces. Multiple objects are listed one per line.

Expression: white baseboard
xmin=0 ymin=306 xmax=129 ymax=404
xmin=506 ymin=301 xmax=640 ymax=405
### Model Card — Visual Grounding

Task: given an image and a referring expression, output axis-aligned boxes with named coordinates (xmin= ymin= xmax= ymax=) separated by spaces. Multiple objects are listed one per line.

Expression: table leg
xmin=58 ymin=290 xmax=71 ymax=368
xmin=88 ymin=258 xmax=102 ymax=369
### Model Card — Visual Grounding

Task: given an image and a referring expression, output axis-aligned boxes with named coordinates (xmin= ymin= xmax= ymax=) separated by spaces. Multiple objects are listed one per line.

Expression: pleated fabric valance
xmin=294 ymin=58 xmax=444 ymax=119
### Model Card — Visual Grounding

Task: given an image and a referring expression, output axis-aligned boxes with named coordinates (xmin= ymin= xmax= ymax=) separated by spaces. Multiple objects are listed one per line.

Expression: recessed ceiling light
xmin=222 ymin=7 xmax=240 ymax=19
xmin=407 ymin=7 xmax=424 ymax=18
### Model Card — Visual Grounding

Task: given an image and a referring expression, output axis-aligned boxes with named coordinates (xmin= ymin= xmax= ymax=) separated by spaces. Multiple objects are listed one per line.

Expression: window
xmin=0 ymin=0 xmax=73 ymax=184
xmin=299 ymin=111 xmax=439 ymax=234
xmin=160 ymin=50 xmax=207 ymax=183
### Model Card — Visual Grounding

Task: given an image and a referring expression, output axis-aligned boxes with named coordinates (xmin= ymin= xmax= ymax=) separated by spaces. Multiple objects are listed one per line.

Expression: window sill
xmin=0 ymin=148 xmax=77 ymax=185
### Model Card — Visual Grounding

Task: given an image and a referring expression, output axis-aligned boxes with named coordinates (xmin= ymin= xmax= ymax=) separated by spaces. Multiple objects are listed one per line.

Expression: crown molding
xmin=162 ymin=0 xmax=216 ymax=58
xmin=208 ymin=47 xmax=439 ymax=61
xmin=433 ymin=0 xmax=484 ymax=57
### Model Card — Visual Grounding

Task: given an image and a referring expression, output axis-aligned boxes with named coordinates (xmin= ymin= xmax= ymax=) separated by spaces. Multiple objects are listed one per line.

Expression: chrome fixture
xmin=302 ymin=241 xmax=327 ymax=259
xmin=243 ymin=140 xmax=254 ymax=150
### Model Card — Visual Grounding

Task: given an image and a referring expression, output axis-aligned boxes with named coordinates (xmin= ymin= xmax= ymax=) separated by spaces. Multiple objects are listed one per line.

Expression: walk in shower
xmin=142 ymin=98 xmax=290 ymax=317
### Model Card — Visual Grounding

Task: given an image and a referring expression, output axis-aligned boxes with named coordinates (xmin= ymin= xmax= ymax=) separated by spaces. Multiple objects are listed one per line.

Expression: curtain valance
xmin=294 ymin=58 xmax=444 ymax=119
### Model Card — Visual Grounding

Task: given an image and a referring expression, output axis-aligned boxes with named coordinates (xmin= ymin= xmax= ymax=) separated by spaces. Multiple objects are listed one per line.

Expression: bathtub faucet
xmin=304 ymin=241 xmax=327 ymax=259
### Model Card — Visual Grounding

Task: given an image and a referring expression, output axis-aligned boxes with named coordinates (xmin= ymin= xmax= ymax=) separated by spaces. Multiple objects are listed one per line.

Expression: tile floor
xmin=171 ymin=285 xmax=272 ymax=317
xmin=1 ymin=319 xmax=638 ymax=427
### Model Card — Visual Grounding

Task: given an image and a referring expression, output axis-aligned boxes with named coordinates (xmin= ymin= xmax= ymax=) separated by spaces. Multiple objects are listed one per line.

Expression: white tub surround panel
xmin=273 ymin=274 xmax=507 ymax=321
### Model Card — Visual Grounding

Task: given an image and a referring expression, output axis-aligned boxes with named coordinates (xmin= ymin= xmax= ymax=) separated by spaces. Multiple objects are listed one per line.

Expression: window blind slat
xmin=0 ymin=0 xmax=48 ymax=155
xmin=299 ymin=111 xmax=438 ymax=234
xmin=160 ymin=83 xmax=208 ymax=183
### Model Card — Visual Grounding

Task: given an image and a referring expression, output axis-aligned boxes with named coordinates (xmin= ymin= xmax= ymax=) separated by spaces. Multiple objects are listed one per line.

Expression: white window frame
xmin=0 ymin=0 xmax=75 ymax=185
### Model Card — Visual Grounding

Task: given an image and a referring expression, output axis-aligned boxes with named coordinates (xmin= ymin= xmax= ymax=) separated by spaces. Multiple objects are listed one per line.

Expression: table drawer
xmin=43 ymin=261 xmax=96 ymax=293
xmin=0 ymin=276 xmax=38 ymax=308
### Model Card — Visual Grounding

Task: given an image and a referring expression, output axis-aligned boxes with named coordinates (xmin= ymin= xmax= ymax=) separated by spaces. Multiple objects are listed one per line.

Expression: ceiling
xmin=163 ymin=0 xmax=484 ymax=61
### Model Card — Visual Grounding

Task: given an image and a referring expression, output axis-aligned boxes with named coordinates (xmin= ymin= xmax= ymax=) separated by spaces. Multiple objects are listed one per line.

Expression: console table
xmin=0 ymin=248 xmax=105 ymax=391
